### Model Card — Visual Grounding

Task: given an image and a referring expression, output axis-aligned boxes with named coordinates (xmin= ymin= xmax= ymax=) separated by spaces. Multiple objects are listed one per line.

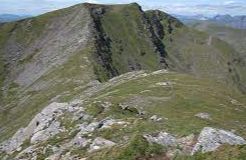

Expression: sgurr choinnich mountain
xmin=0 ymin=3 xmax=245 ymax=160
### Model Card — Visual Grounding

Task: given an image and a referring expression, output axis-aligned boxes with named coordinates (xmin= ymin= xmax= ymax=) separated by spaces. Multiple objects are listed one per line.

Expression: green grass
xmin=188 ymin=21 xmax=246 ymax=94
xmin=1 ymin=69 xmax=240 ymax=159
xmin=87 ymin=134 xmax=166 ymax=160
xmin=86 ymin=103 xmax=105 ymax=117
xmin=0 ymin=23 xmax=18 ymax=103
xmin=96 ymin=4 xmax=160 ymax=77
xmin=190 ymin=21 xmax=246 ymax=55
xmin=145 ymin=12 xmax=245 ymax=93
xmin=86 ymin=71 xmax=246 ymax=138
xmin=176 ymin=145 xmax=246 ymax=160
xmin=0 ymin=3 xmax=91 ymax=101
xmin=81 ymin=71 xmax=246 ymax=159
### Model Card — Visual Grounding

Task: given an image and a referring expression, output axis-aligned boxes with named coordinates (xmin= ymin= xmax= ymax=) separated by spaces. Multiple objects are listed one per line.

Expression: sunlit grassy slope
xmin=34 ymin=70 xmax=246 ymax=159
xmin=186 ymin=21 xmax=246 ymax=93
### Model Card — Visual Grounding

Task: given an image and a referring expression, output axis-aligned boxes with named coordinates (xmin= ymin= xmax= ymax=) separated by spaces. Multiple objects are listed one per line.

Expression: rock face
xmin=0 ymin=102 xmax=69 ymax=153
xmin=191 ymin=127 xmax=246 ymax=154
xmin=195 ymin=113 xmax=211 ymax=120
xmin=30 ymin=121 xmax=64 ymax=144
xmin=144 ymin=127 xmax=246 ymax=156
xmin=68 ymin=134 xmax=91 ymax=148
xmin=89 ymin=137 xmax=116 ymax=152
xmin=150 ymin=115 xmax=163 ymax=122
xmin=99 ymin=118 xmax=129 ymax=129
xmin=3 ymin=4 xmax=92 ymax=88
xmin=144 ymin=132 xmax=177 ymax=147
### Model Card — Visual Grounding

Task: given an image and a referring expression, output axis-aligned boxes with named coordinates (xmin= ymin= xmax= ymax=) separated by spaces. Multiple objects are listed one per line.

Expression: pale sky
xmin=0 ymin=0 xmax=246 ymax=16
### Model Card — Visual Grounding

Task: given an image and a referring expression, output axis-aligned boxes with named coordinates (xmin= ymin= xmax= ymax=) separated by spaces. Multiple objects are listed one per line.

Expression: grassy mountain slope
xmin=0 ymin=3 xmax=168 ymax=141
xmin=189 ymin=21 xmax=246 ymax=55
xmin=1 ymin=70 xmax=245 ymax=159
xmin=146 ymin=11 xmax=245 ymax=93
xmin=87 ymin=3 xmax=168 ymax=81
xmin=80 ymin=71 xmax=246 ymax=159
xmin=187 ymin=21 xmax=246 ymax=93
xmin=0 ymin=4 xmax=97 ymax=142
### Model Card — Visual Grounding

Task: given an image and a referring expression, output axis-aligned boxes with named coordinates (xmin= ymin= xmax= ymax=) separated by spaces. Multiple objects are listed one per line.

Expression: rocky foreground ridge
xmin=0 ymin=70 xmax=246 ymax=159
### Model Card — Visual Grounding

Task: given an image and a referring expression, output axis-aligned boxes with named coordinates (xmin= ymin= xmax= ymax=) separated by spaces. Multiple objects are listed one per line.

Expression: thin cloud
xmin=0 ymin=0 xmax=246 ymax=16
xmin=152 ymin=2 xmax=246 ymax=16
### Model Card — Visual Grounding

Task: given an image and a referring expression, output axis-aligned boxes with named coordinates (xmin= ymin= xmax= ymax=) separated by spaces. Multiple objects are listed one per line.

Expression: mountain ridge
xmin=0 ymin=2 xmax=244 ymax=138
xmin=0 ymin=3 xmax=246 ymax=159
xmin=175 ymin=14 xmax=246 ymax=29
xmin=211 ymin=14 xmax=246 ymax=29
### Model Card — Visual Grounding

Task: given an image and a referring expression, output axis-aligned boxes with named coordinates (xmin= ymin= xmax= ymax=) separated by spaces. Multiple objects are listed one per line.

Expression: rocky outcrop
xmin=0 ymin=102 xmax=69 ymax=153
xmin=98 ymin=118 xmax=129 ymax=129
xmin=144 ymin=132 xmax=177 ymax=147
xmin=0 ymin=97 xmax=128 ymax=157
xmin=88 ymin=4 xmax=119 ymax=81
xmin=149 ymin=115 xmax=163 ymax=122
xmin=89 ymin=137 xmax=116 ymax=152
xmin=119 ymin=103 xmax=141 ymax=114
xmin=30 ymin=121 xmax=64 ymax=144
xmin=15 ymin=145 xmax=38 ymax=159
xmin=144 ymin=132 xmax=195 ymax=157
xmin=1 ymin=4 xmax=93 ymax=88
xmin=0 ymin=100 xmax=86 ymax=154
xmin=195 ymin=112 xmax=211 ymax=120
xmin=144 ymin=127 xmax=246 ymax=156
xmin=191 ymin=127 xmax=246 ymax=154
xmin=68 ymin=134 xmax=91 ymax=148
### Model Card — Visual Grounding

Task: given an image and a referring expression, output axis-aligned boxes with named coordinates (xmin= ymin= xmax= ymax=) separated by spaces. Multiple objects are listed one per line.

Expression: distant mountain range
xmin=173 ymin=14 xmax=209 ymax=23
xmin=0 ymin=14 xmax=30 ymax=23
xmin=211 ymin=15 xmax=246 ymax=29
xmin=174 ymin=14 xmax=246 ymax=29
xmin=1 ymin=13 xmax=245 ymax=29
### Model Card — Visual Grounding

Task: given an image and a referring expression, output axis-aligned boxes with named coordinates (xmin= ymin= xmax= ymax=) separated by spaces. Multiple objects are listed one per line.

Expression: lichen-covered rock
xmin=68 ymin=133 xmax=91 ymax=148
xmin=101 ymin=101 xmax=112 ymax=110
xmin=77 ymin=122 xmax=100 ymax=134
xmin=191 ymin=127 xmax=246 ymax=154
xmin=144 ymin=132 xmax=177 ymax=146
xmin=118 ymin=103 xmax=140 ymax=114
xmin=151 ymin=69 xmax=169 ymax=75
xmin=0 ymin=128 xmax=27 ymax=154
xmin=155 ymin=82 xmax=169 ymax=86
xmin=31 ymin=121 xmax=65 ymax=144
xmin=177 ymin=134 xmax=195 ymax=154
xmin=58 ymin=151 xmax=80 ymax=160
xmin=15 ymin=145 xmax=38 ymax=159
xmin=89 ymin=137 xmax=116 ymax=152
xmin=195 ymin=113 xmax=211 ymax=120
xmin=0 ymin=102 xmax=68 ymax=153
xmin=99 ymin=118 xmax=129 ymax=129
xmin=45 ymin=153 xmax=61 ymax=160
xmin=150 ymin=115 xmax=162 ymax=122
